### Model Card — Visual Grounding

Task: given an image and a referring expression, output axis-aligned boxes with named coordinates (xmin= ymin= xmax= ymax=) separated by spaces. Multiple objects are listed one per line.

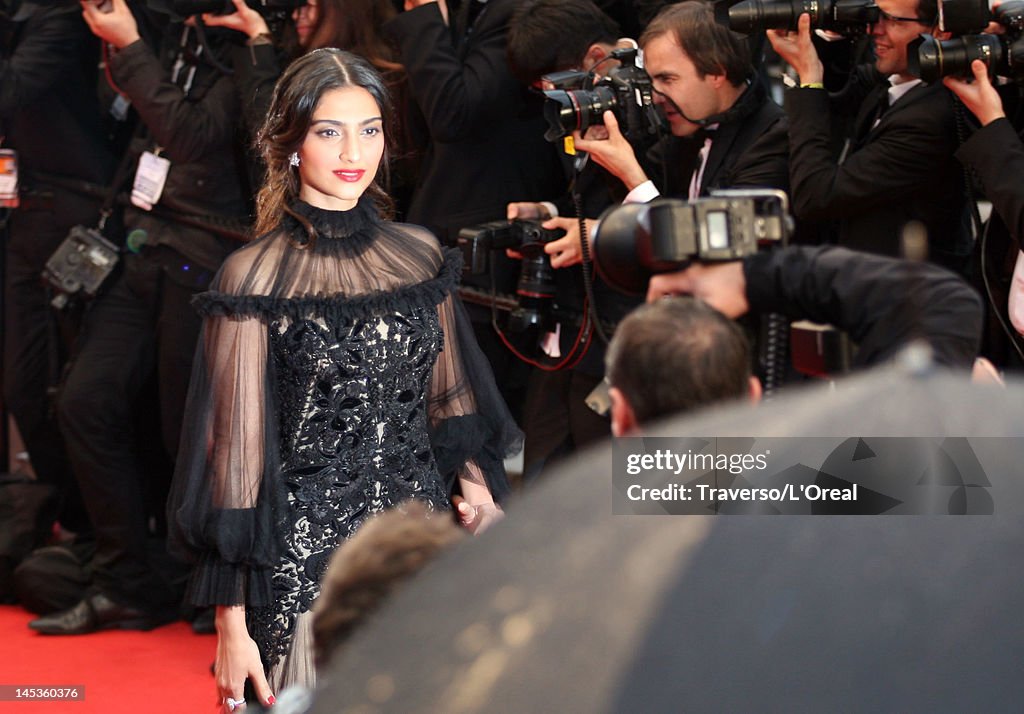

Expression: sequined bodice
xmin=271 ymin=305 xmax=444 ymax=508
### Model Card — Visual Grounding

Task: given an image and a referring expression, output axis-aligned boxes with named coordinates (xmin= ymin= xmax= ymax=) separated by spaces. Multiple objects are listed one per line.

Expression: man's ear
xmin=610 ymin=386 xmax=638 ymax=436
xmin=932 ymin=28 xmax=952 ymax=40
xmin=748 ymin=376 xmax=763 ymax=405
xmin=708 ymin=71 xmax=729 ymax=89
xmin=583 ymin=43 xmax=609 ymax=73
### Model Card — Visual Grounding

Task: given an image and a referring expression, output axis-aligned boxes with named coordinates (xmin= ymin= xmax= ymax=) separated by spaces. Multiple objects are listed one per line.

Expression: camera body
xmin=592 ymin=188 xmax=792 ymax=295
xmin=541 ymin=48 xmax=664 ymax=144
xmin=908 ymin=0 xmax=1024 ymax=81
xmin=715 ymin=0 xmax=879 ymax=34
xmin=42 ymin=225 xmax=120 ymax=309
xmin=458 ymin=219 xmax=562 ymax=275
xmin=457 ymin=219 xmax=566 ymax=338
xmin=171 ymin=0 xmax=304 ymax=17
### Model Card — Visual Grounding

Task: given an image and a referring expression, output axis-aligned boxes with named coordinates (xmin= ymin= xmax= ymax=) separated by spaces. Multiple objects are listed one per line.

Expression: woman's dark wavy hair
xmin=254 ymin=48 xmax=396 ymax=239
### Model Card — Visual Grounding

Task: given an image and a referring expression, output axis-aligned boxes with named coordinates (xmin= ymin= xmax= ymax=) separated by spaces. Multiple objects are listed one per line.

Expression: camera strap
xmin=96 ymin=124 xmax=149 ymax=234
xmin=572 ymin=176 xmax=609 ymax=347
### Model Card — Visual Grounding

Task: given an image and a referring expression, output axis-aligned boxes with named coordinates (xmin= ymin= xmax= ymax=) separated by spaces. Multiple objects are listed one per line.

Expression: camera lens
xmin=507 ymin=256 xmax=555 ymax=335
xmin=515 ymin=255 xmax=556 ymax=301
xmin=720 ymin=0 xmax=879 ymax=33
xmin=171 ymin=0 xmax=233 ymax=15
xmin=542 ymin=87 xmax=618 ymax=141
xmin=725 ymin=0 xmax=820 ymax=33
xmin=542 ymin=91 xmax=583 ymax=141
xmin=908 ymin=33 xmax=1003 ymax=81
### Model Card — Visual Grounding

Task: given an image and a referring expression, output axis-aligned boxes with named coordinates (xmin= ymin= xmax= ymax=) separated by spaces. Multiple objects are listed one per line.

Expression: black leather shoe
xmin=28 ymin=593 xmax=173 ymax=635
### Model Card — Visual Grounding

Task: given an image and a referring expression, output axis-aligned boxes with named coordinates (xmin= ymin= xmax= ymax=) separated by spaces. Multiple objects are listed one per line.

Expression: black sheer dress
xmin=167 ymin=198 xmax=519 ymax=690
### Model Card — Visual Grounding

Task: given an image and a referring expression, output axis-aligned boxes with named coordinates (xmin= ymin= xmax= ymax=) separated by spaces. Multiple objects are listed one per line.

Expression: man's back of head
xmin=507 ymin=0 xmax=621 ymax=86
xmin=606 ymin=297 xmax=755 ymax=433
xmin=312 ymin=503 xmax=465 ymax=669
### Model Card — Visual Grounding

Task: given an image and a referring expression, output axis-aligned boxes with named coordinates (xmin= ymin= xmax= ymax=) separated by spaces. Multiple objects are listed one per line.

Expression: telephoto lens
xmin=717 ymin=0 xmax=879 ymax=34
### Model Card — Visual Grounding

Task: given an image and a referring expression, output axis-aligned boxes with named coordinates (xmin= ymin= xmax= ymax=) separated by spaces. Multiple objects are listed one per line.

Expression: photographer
xmin=766 ymin=1 xmax=972 ymax=272
xmin=29 ymin=0 xmax=249 ymax=634
xmin=504 ymin=0 xmax=643 ymax=480
xmin=608 ymin=245 xmax=983 ymax=432
xmin=383 ymin=0 xmax=565 ymax=245
xmin=945 ymin=60 xmax=1024 ymax=247
xmin=538 ymin=1 xmax=790 ymax=268
xmin=383 ymin=0 xmax=568 ymax=421
xmin=945 ymin=59 xmax=1024 ymax=336
xmin=1 ymin=0 xmax=117 ymax=542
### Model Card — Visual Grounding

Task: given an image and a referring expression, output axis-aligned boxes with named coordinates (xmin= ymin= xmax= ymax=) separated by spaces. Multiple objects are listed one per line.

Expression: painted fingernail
xmin=268 ymin=695 xmax=276 ymax=705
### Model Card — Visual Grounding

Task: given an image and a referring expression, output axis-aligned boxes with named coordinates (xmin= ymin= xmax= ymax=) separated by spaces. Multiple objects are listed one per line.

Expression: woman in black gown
xmin=167 ymin=48 xmax=518 ymax=710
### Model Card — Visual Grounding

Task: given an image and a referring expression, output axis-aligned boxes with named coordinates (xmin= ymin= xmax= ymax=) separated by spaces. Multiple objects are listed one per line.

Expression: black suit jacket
xmin=0 ymin=2 xmax=116 ymax=188
xmin=956 ymin=117 xmax=1024 ymax=244
xmin=385 ymin=0 xmax=566 ymax=245
xmin=785 ymin=68 xmax=971 ymax=272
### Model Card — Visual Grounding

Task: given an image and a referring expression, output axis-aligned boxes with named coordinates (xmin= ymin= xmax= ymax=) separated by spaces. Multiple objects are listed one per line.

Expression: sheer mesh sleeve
xmin=428 ymin=253 xmax=521 ymax=502
xmin=167 ymin=255 xmax=285 ymax=608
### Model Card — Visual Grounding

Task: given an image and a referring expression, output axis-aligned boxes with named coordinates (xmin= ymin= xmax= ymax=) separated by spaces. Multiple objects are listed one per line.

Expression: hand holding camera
xmin=908 ymin=0 xmax=1024 ymax=81
xmin=646 ymin=261 xmax=750 ymax=317
xmin=540 ymin=48 xmax=663 ymax=145
xmin=541 ymin=217 xmax=597 ymax=269
xmin=81 ymin=0 xmax=140 ymax=49
xmin=199 ymin=0 xmax=269 ymax=39
xmin=573 ymin=111 xmax=651 ymax=192
xmin=403 ymin=0 xmax=448 ymax=24
xmin=943 ymin=59 xmax=1007 ymax=125
xmin=766 ymin=13 xmax=825 ymax=85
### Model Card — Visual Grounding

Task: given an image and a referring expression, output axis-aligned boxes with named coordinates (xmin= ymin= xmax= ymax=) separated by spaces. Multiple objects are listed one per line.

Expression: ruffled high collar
xmin=282 ymin=198 xmax=381 ymax=254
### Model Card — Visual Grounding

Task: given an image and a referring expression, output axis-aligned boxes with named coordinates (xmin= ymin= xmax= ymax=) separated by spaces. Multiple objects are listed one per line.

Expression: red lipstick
xmin=334 ymin=170 xmax=365 ymax=182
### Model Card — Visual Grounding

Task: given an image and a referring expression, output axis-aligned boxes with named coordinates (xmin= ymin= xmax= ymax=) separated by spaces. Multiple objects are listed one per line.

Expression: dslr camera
xmin=457 ymin=219 xmax=565 ymax=337
xmin=908 ymin=0 xmax=1024 ymax=81
xmin=715 ymin=0 xmax=880 ymax=34
xmin=42 ymin=225 xmax=120 ymax=310
xmin=541 ymin=47 xmax=664 ymax=145
xmin=171 ymin=0 xmax=304 ymax=17
xmin=592 ymin=188 xmax=792 ymax=294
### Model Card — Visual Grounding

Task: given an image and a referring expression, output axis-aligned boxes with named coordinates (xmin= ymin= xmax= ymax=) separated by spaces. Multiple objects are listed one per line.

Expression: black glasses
xmin=873 ymin=7 xmax=931 ymax=24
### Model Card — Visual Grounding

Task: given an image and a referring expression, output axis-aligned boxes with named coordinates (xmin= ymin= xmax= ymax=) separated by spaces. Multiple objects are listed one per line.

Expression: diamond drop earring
xmin=289 ymin=152 xmax=300 ymax=167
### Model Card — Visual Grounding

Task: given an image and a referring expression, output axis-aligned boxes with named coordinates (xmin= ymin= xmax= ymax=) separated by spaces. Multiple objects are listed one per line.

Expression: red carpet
xmin=0 ymin=605 xmax=215 ymax=713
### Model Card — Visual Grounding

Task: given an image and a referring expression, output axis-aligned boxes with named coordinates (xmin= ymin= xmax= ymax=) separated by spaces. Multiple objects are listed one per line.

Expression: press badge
xmin=110 ymin=94 xmax=131 ymax=122
xmin=0 ymin=149 xmax=19 ymax=208
xmin=130 ymin=150 xmax=171 ymax=211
